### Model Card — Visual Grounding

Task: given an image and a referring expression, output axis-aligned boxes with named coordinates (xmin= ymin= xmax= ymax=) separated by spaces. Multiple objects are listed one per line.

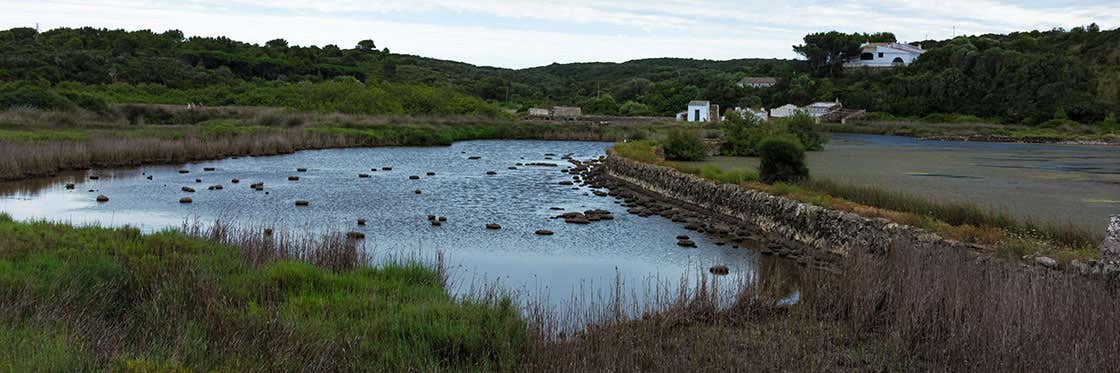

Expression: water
xmin=0 ymin=140 xmax=795 ymax=310
xmin=697 ymin=133 xmax=1120 ymax=233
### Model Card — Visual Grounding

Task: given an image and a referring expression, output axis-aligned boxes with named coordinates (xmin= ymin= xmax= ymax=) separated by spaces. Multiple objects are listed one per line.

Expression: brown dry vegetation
xmin=523 ymin=242 xmax=1120 ymax=371
xmin=0 ymin=106 xmax=652 ymax=180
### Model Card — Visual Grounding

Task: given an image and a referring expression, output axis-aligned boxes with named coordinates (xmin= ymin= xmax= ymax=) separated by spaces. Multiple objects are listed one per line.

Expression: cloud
xmin=0 ymin=0 xmax=1116 ymax=68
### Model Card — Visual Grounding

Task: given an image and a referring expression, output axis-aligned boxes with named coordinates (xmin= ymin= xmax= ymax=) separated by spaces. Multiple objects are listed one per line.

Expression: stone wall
xmin=601 ymin=154 xmax=982 ymax=260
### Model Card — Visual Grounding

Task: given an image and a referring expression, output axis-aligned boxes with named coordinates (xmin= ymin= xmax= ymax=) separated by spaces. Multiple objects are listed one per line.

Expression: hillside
xmin=0 ymin=26 xmax=1117 ymax=125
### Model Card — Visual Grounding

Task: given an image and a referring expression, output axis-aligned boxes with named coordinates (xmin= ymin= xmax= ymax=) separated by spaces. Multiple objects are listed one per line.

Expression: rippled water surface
xmin=0 ymin=140 xmax=794 ymax=308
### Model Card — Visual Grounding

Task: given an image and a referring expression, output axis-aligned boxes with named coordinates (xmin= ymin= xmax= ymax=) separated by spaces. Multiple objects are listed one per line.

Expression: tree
xmin=265 ymin=38 xmax=288 ymax=48
xmin=794 ymin=31 xmax=895 ymax=76
xmin=355 ymin=39 xmax=377 ymax=51
xmin=782 ymin=112 xmax=827 ymax=151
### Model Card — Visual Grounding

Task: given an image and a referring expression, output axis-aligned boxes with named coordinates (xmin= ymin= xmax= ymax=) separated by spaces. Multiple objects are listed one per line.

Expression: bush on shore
xmin=661 ymin=129 xmax=708 ymax=161
xmin=758 ymin=137 xmax=808 ymax=183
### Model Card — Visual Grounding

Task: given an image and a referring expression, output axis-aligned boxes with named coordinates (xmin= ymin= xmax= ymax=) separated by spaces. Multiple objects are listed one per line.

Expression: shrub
xmin=661 ymin=129 xmax=707 ymax=161
xmin=758 ymin=137 xmax=808 ymax=183
xmin=782 ymin=112 xmax=827 ymax=151
xmin=721 ymin=110 xmax=777 ymax=156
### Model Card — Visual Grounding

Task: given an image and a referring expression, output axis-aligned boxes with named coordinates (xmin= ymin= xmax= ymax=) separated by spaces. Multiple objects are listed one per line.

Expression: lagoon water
xmin=699 ymin=134 xmax=1120 ymax=234
xmin=0 ymin=140 xmax=792 ymax=311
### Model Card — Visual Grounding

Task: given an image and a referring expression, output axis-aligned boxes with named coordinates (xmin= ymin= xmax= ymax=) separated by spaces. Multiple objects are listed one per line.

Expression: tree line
xmin=0 ymin=26 xmax=1116 ymax=125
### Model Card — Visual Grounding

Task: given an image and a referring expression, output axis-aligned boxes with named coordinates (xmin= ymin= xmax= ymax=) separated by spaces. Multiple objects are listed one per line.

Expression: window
xmin=860 ymin=53 xmax=874 ymax=60
xmin=878 ymin=52 xmax=883 ymax=58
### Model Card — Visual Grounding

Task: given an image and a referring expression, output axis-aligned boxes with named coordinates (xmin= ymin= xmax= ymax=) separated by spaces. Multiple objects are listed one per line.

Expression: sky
xmin=1 ymin=0 xmax=1118 ymax=69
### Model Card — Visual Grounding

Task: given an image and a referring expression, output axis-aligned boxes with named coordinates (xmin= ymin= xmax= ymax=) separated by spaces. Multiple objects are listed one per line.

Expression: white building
xmin=736 ymin=76 xmax=777 ymax=88
xmin=527 ymin=108 xmax=550 ymax=118
xmin=804 ymin=100 xmax=842 ymax=117
xmin=843 ymin=42 xmax=925 ymax=68
xmin=769 ymin=104 xmax=801 ymax=118
xmin=686 ymin=100 xmax=711 ymax=122
xmin=728 ymin=107 xmax=768 ymax=123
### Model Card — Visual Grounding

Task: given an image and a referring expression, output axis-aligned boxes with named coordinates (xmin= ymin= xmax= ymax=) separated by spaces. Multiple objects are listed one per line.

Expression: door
xmin=694 ymin=109 xmax=700 ymax=122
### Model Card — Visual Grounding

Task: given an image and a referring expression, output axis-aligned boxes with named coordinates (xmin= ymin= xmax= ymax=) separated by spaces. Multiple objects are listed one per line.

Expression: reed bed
xmin=0 ymin=107 xmax=644 ymax=181
xmin=523 ymin=242 xmax=1120 ymax=371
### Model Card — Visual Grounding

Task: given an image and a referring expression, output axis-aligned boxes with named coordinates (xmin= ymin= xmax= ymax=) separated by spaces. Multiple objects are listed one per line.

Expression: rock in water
xmin=535 ymin=230 xmax=554 ymax=236
xmin=486 ymin=223 xmax=501 ymax=230
xmin=1103 ymin=215 xmax=1120 ymax=262
xmin=96 ymin=195 xmax=109 ymax=202
xmin=709 ymin=265 xmax=730 ymax=276
xmin=294 ymin=200 xmax=310 ymax=206
xmin=179 ymin=197 xmax=193 ymax=204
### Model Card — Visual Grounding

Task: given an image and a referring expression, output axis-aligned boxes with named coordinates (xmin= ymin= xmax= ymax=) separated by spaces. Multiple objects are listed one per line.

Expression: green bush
xmin=662 ymin=129 xmax=708 ymax=161
xmin=783 ymin=112 xmax=827 ymax=151
xmin=0 ymin=82 xmax=73 ymax=110
xmin=758 ymin=137 xmax=808 ymax=183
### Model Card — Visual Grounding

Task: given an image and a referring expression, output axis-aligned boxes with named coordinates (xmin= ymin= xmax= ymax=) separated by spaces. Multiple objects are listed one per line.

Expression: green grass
xmin=0 ymin=213 xmax=525 ymax=370
xmin=612 ymin=140 xmax=659 ymax=163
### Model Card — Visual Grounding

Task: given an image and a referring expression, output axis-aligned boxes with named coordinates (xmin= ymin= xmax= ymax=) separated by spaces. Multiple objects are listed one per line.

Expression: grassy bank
xmin=827 ymin=120 xmax=1120 ymax=144
xmin=0 ymin=214 xmax=524 ymax=370
xmin=0 ymin=106 xmax=655 ymax=180
xmin=611 ymin=141 xmax=1099 ymax=261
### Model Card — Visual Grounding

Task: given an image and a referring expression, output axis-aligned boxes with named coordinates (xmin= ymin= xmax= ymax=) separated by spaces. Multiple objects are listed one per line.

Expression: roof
xmin=688 ymin=100 xmax=710 ymax=107
xmin=738 ymin=76 xmax=777 ymax=85
xmin=808 ymin=102 xmax=840 ymax=108
xmin=861 ymin=42 xmax=924 ymax=54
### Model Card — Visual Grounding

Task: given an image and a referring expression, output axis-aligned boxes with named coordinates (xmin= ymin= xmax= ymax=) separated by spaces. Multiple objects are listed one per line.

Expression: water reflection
xmin=0 ymin=140 xmax=800 ymax=308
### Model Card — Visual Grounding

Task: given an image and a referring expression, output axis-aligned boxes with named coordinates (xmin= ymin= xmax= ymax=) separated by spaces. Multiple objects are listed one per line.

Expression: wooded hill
xmin=1 ymin=26 xmax=1116 ymax=125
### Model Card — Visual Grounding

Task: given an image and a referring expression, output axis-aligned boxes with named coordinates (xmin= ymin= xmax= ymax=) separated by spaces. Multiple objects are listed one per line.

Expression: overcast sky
xmin=1 ymin=0 xmax=1117 ymax=69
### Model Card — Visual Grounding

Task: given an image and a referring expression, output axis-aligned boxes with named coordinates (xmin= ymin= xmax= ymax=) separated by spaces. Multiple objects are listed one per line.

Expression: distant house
xmin=528 ymin=108 xmax=550 ymax=118
xmin=686 ymin=101 xmax=711 ymax=122
xmin=728 ymin=107 xmax=768 ymax=123
xmin=844 ymin=42 xmax=925 ymax=68
xmin=552 ymin=106 xmax=582 ymax=120
xmin=769 ymin=104 xmax=801 ymax=118
xmin=803 ymin=99 xmax=842 ymax=117
xmin=736 ymin=76 xmax=777 ymax=88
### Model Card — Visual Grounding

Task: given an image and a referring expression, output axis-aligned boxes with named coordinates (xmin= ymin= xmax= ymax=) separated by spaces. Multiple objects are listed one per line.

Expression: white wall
xmin=687 ymin=105 xmax=710 ymax=122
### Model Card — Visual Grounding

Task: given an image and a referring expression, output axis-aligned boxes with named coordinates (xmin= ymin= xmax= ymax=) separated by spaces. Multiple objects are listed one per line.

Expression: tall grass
xmin=525 ymin=241 xmax=1120 ymax=371
xmin=0 ymin=214 xmax=525 ymax=370
xmin=0 ymin=107 xmax=644 ymax=180
xmin=800 ymin=242 xmax=1120 ymax=371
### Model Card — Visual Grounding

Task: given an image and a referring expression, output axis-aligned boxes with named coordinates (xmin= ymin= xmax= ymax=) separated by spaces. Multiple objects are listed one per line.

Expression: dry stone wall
xmin=602 ymin=154 xmax=981 ymax=259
